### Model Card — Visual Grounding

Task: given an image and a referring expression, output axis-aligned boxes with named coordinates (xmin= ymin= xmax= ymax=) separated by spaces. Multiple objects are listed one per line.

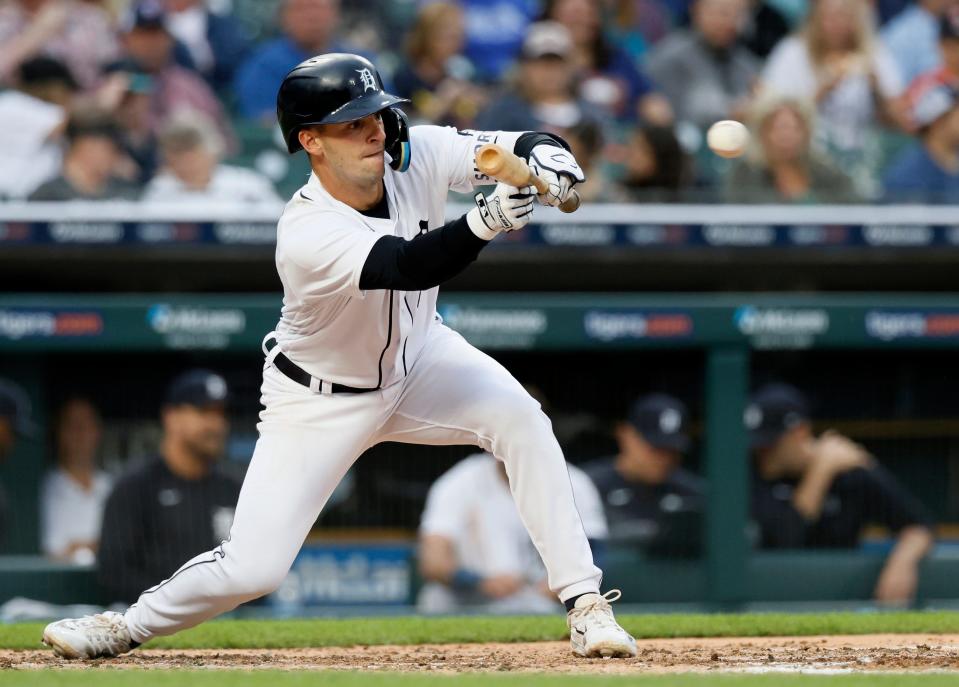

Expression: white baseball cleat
xmin=42 ymin=611 xmax=136 ymax=660
xmin=567 ymin=590 xmax=638 ymax=658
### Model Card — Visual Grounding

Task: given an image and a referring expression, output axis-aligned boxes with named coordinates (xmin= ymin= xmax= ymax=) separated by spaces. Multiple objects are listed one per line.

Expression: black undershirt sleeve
xmin=513 ymin=131 xmax=571 ymax=160
xmin=358 ymin=215 xmax=487 ymax=291
xmin=358 ymin=132 xmax=568 ymax=292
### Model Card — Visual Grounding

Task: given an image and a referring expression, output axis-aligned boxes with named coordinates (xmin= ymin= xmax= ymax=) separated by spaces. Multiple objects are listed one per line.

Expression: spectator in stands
xmin=613 ymin=124 xmax=694 ymax=202
xmin=459 ymin=0 xmax=538 ymax=82
xmin=97 ymin=59 xmax=160 ymax=185
xmin=582 ymin=394 xmax=704 ymax=559
xmin=0 ymin=379 xmax=35 ymax=550
xmin=98 ymin=369 xmax=241 ymax=604
xmin=724 ymin=94 xmax=860 ymax=203
xmin=0 ymin=0 xmax=120 ymax=90
xmin=882 ymin=0 xmax=956 ymax=86
xmin=392 ymin=2 xmax=485 ymax=129
xmin=234 ymin=0 xmax=358 ymax=123
xmin=543 ymin=0 xmax=673 ymax=125
xmin=119 ymin=0 xmax=234 ymax=150
xmin=0 ymin=57 xmax=76 ymax=200
xmin=163 ymin=0 xmax=252 ymax=94
xmin=143 ymin=114 xmax=281 ymax=203
xmin=418 ymin=454 xmax=606 ymax=613
xmin=884 ymin=84 xmax=959 ymax=202
xmin=747 ymin=383 xmax=934 ymax=606
xmin=475 ymin=21 xmax=606 ymax=134
xmin=40 ymin=397 xmax=112 ymax=564
xmin=29 ymin=107 xmax=140 ymax=201
xmin=646 ymin=0 xmax=759 ymax=130
xmin=760 ymin=0 xmax=907 ymax=196
xmin=904 ymin=14 xmax=959 ymax=124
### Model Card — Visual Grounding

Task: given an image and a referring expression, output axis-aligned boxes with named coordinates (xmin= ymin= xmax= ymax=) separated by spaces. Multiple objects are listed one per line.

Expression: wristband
xmin=450 ymin=568 xmax=482 ymax=591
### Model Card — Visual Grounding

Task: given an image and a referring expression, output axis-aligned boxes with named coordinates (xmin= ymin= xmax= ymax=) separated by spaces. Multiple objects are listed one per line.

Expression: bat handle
xmin=528 ymin=171 xmax=582 ymax=214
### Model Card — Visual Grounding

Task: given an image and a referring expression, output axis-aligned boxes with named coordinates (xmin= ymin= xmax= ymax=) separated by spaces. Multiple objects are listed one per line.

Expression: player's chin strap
xmin=383 ymin=107 xmax=411 ymax=172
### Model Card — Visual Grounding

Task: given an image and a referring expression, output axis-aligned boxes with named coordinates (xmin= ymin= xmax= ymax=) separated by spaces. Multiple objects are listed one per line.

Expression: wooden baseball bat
xmin=475 ymin=143 xmax=581 ymax=214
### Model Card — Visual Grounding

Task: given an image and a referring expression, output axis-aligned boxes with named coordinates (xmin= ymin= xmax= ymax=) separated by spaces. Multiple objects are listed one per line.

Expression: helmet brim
xmin=286 ymin=92 xmax=410 ymax=153
xmin=322 ymin=91 xmax=410 ymax=124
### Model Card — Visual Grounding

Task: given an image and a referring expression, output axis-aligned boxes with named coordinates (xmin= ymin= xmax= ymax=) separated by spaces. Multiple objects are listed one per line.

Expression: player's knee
xmin=224 ymin=556 xmax=291 ymax=598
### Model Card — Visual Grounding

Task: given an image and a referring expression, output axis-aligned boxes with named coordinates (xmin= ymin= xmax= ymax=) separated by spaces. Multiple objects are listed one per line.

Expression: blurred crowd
xmin=2 ymin=0 xmax=959 ymax=204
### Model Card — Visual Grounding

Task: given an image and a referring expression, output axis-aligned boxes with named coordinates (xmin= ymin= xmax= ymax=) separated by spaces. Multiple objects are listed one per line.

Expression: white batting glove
xmin=466 ymin=182 xmax=536 ymax=240
xmin=529 ymin=144 xmax=586 ymax=207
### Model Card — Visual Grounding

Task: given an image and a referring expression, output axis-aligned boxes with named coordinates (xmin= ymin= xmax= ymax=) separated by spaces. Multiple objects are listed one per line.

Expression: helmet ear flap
xmin=382 ymin=107 xmax=411 ymax=172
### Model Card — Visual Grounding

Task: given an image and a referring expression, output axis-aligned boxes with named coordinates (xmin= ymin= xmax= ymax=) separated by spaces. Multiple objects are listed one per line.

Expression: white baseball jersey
xmin=122 ymin=126 xmax=604 ymax=644
xmin=420 ymin=453 xmax=608 ymax=580
xmin=273 ymin=126 xmax=522 ymax=388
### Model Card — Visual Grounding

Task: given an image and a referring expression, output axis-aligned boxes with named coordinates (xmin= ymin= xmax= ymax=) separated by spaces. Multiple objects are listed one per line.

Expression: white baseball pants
xmin=124 ymin=324 xmax=601 ymax=642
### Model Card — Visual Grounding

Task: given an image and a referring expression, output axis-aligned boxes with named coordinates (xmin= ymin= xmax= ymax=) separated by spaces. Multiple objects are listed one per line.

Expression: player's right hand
xmin=466 ymin=182 xmax=536 ymax=240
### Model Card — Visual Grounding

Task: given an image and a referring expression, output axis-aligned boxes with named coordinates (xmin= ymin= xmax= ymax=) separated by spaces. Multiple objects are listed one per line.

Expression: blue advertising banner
xmin=269 ymin=544 xmax=414 ymax=610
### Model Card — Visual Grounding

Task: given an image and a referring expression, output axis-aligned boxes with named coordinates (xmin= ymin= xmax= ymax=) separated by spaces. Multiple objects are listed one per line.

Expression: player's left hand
xmin=529 ymin=145 xmax=586 ymax=207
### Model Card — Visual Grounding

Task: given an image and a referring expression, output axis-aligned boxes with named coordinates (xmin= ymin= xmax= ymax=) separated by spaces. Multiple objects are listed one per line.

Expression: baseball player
xmin=42 ymin=54 xmax=637 ymax=659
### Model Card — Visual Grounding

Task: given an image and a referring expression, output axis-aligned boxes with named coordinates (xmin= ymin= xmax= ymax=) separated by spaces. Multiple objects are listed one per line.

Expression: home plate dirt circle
xmin=5 ymin=634 xmax=959 ymax=674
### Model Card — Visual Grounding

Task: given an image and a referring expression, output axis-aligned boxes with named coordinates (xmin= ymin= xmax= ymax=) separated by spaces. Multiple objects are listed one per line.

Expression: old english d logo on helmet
xmin=276 ymin=53 xmax=411 ymax=157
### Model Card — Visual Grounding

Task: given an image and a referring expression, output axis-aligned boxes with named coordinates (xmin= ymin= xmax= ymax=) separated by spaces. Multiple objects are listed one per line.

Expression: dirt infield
xmin=4 ymin=634 xmax=959 ymax=674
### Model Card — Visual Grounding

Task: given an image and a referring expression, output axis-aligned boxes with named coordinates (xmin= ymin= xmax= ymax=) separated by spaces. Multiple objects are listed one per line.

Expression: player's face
xmin=165 ymin=404 xmax=229 ymax=463
xmin=766 ymin=424 xmax=815 ymax=475
xmin=618 ymin=424 xmax=681 ymax=485
xmin=315 ymin=113 xmax=387 ymax=187
xmin=56 ymin=399 xmax=102 ymax=468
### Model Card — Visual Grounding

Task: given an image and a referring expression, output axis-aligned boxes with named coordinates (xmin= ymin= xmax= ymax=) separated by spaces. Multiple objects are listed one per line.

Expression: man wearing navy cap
xmin=582 ymin=393 xmax=704 ymax=558
xmin=748 ymin=382 xmax=934 ymax=606
xmin=97 ymin=370 xmax=241 ymax=604
xmin=0 ymin=378 xmax=35 ymax=549
xmin=0 ymin=378 xmax=35 ymax=458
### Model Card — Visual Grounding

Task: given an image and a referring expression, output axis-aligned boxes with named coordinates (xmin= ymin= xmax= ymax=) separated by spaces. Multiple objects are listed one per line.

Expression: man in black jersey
xmin=583 ymin=394 xmax=704 ymax=558
xmin=97 ymin=369 xmax=240 ymax=604
xmin=0 ymin=379 xmax=35 ymax=549
xmin=748 ymin=383 xmax=935 ymax=606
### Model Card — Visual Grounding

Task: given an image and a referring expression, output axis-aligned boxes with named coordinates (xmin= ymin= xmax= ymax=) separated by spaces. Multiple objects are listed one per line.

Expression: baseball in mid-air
xmin=706 ymin=120 xmax=750 ymax=158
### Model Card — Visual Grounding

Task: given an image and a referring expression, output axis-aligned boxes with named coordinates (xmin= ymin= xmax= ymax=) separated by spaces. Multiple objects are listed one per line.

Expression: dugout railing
xmin=2 ymin=292 xmax=959 ymax=610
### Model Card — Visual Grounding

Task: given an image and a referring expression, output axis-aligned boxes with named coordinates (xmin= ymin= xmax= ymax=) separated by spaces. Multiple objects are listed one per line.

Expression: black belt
xmin=264 ymin=336 xmax=379 ymax=394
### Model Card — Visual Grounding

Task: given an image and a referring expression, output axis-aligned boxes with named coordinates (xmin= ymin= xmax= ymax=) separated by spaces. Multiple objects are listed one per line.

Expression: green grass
xmin=2 ymin=673 xmax=959 ymax=687
xmin=3 ymin=611 xmax=959 ymax=651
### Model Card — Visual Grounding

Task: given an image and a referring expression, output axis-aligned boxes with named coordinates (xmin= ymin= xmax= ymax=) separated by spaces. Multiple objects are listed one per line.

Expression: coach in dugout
xmin=747 ymin=383 xmax=934 ymax=606
xmin=97 ymin=370 xmax=241 ymax=604
xmin=0 ymin=379 xmax=36 ymax=549
xmin=582 ymin=394 xmax=704 ymax=558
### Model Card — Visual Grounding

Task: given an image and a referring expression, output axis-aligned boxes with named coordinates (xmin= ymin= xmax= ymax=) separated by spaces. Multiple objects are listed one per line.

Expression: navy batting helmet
xmin=277 ymin=53 xmax=411 ymax=171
